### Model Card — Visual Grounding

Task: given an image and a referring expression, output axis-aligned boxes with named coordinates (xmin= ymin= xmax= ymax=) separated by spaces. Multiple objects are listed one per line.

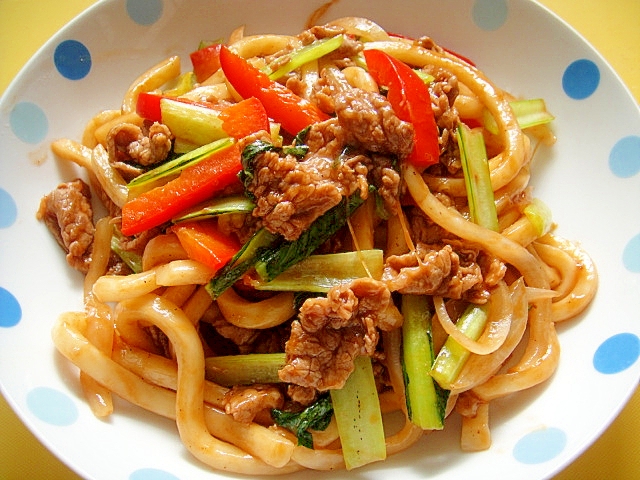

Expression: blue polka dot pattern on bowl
xmin=609 ymin=135 xmax=640 ymax=178
xmin=26 ymin=387 xmax=79 ymax=426
xmin=126 ymin=0 xmax=164 ymax=26
xmin=129 ymin=468 xmax=180 ymax=480
xmin=513 ymin=427 xmax=567 ymax=464
xmin=593 ymin=333 xmax=640 ymax=374
xmin=472 ymin=0 xmax=508 ymax=31
xmin=9 ymin=101 xmax=49 ymax=144
xmin=54 ymin=39 xmax=92 ymax=80
xmin=623 ymin=234 xmax=640 ymax=273
xmin=0 ymin=188 xmax=17 ymax=228
xmin=562 ymin=59 xmax=600 ymax=100
xmin=0 ymin=287 xmax=21 ymax=327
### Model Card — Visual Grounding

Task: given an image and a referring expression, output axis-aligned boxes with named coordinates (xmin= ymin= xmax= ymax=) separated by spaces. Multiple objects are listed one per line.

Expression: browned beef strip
xmin=383 ymin=243 xmax=479 ymax=298
xmin=105 ymin=121 xmax=172 ymax=181
xmin=278 ymin=278 xmax=402 ymax=391
xmin=382 ymin=241 xmax=505 ymax=303
xmin=249 ymin=149 xmax=344 ymax=241
xmin=36 ymin=178 xmax=95 ymax=273
xmin=243 ymin=124 xmax=372 ymax=241
xmin=323 ymin=66 xmax=414 ymax=158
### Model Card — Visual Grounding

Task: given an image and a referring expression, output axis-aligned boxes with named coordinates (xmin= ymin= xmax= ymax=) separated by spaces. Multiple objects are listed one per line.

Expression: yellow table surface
xmin=0 ymin=1 xmax=639 ymax=479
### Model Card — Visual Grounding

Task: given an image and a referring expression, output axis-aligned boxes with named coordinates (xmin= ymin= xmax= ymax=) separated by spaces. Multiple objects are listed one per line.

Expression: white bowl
xmin=1 ymin=0 xmax=639 ymax=479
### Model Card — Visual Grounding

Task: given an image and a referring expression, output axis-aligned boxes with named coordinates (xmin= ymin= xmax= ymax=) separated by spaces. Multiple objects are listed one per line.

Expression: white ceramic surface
xmin=1 ymin=1 xmax=639 ymax=479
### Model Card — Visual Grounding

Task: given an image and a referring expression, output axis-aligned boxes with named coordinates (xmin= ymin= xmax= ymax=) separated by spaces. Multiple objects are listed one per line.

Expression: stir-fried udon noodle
xmin=39 ymin=13 xmax=597 ymax=475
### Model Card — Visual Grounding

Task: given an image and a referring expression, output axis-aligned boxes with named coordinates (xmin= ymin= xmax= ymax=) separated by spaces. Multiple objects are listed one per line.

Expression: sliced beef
xmin=370 ymin=156 xmax=401 ymax=213
xmin=426 ymin=67 xmax=462 ymax=175
xmin=278 ymin=278 xmax=402 ymax=391
xmin=201 ymin=303 xmax=260 ymax=349
xmin=248 ymin=148 xmax=345 ymax=241
xmin=105 ymin=121 xmax=172 ymax=181
xmin=323 ymin=67 xmax=414 ymax=158
xmin=223 ymin=384 xmax=284 ymax=423
xmin=382 ymin=241 xmax=504 ymax=303
xmin=286 ymin=384 xmax=318 ymax=406
xmin=242 ymin=127 xmax=371 ymax=241
xmin=37 ymin=178 xmax=95 ymax=273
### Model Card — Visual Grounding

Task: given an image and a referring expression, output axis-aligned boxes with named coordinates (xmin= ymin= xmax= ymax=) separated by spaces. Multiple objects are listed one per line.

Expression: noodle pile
xmin=45 ymin=13 xmax=597 ymax=475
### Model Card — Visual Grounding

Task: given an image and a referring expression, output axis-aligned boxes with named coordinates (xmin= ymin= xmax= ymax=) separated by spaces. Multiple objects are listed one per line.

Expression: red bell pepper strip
xmin=190 ymin=43 xmax=222 ymax=83
xmin=461 ymin=117 xmax=483 ymax=129
xmin=121 ymin=143 xmax=242 ymax=236
xmin=172 ymin=220 xmax=240 ymax=272
xmin=363 ymin=49 xmax=440 ymax=168
xmin=136 ymin=92 xmax=219 ymax=123
xmin=219 ymin=97 xmax=270 ymax=139
xmin=136 ymin=92 xmax=163 ymax=122
xmin=219 ymin=45 xmax=329 ymax=135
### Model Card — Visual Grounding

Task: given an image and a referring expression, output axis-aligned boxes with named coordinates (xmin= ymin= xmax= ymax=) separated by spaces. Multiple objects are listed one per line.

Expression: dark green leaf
xmin=272 ymin=394 xmax=333 ymax=449
xmin=205 ymin=228 xmax=280 ymax=298
xmin=293 ymin=126 xmax=311 ymax=146
xmin=255 ymin=191 xmax=365 ymax=281
xmin=283 ymin=144 xmax=309 ymax=158
xmin=238 ymin=140 xmax=277 ymax=194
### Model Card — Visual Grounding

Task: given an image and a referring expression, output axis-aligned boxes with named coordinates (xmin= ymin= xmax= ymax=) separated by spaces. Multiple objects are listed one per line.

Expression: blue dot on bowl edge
xmin=472 ymin=0 xmax=509 ymax=31
xmin=129 ymin=468 xmax=180 ymax=480
xmin=54 ymin=39 xmax=92 ymax=80
xmin=0 ymin=188 xmax=18 ymax=228
xmin=562 ymin=59 xmax=600 ymax=100
xmin=609 ymin=135 xmax=640 ymax=178
xmin=26 ymin=387 xmax=79 ymax=426
xmin=623 ymin=233 xmax=640 ymax=273
xmin=513 ymin=427 xmax=567 ymax=464
xmin=9 ymin=102 xmax=48 ymax=144
xmin=126 ymin=0 xmax=164 ymax=26
xmin=593 ymin=333 xmax=640 ymax=374
xmin=0 ymin=287 xmax=22 ymax=327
